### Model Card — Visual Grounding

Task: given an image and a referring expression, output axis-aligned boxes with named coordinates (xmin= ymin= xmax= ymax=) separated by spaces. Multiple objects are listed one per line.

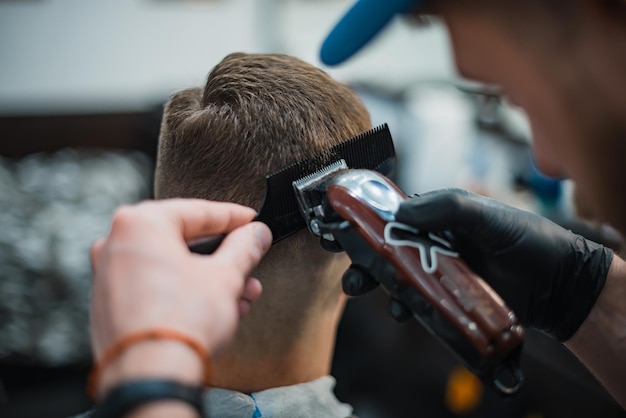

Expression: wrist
xmin=125 ymin=402 xmax=198 ymax=418
xmin=568 ymin=255 xmax=626 ymax=345
xmin=564 ymin=256 xmax=626 ymax=408
xmin=92 ymin=380 xmax=204 ymax=418
xmin=549 ymin=237 xmax=614 ymax=341
xmin=97 ymin=340 xmax=204 ymax=399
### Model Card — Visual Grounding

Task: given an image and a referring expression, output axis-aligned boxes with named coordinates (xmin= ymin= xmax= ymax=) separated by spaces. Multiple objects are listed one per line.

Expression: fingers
xmin=238 ymin=278 xmax=263 ymax=317
xmin=239 ymin=300 xmax=253 ymax=317
xmin=109 ymin=199 xmax=256 ymax=244
xmin=90 ymin=238 xmax=105 ymax=267
xmin=212 ymin=222 xmax=272 ymax=278
xmin=155 ymin=199 xmax=258 ymax=241
xmin=342 ymin=265 xmax=379 ymax=296
xmin=396 ymin=188 xmax=478 ymax=234
xmin=241 ymin=277 xmax=263 ymax=302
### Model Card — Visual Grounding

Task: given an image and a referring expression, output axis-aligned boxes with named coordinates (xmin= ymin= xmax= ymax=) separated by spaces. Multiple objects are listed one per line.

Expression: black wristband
xmin=92 ymin=379 xmax=204 ymax=418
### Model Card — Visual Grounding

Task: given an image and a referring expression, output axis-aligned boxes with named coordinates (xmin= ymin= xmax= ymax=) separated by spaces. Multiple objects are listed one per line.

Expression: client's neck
xmin=211 ymin=284 xmax=346 ymax=393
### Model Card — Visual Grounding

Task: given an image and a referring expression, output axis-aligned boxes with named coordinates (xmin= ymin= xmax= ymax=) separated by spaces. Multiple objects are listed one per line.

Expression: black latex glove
xmin=391 ymin=188 xmax=614 ymax=341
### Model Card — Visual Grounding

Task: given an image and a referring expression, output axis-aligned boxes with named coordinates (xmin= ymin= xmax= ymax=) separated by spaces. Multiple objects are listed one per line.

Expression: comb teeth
xmin=262 ymin=160 xmax=320 ymax=220
xmin=332 ymin=124 xmax=395 ymax=171
xmin=255 ymin=123 xmax=395 ymax=243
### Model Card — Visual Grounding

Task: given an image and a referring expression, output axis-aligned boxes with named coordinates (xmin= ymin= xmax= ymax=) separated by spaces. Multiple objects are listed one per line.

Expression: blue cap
xmin=320 ymin=0 xmax=421 ymax=66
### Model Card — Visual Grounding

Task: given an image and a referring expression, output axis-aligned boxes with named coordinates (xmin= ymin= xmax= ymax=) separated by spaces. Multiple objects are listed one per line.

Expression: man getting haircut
xmin=154 ymin=52 xmax=371 ymax=417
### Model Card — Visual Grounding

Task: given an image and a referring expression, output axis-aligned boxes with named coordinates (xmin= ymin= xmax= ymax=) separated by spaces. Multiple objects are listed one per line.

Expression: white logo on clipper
xmin=383 ymin=222 xmax=459 ymax=274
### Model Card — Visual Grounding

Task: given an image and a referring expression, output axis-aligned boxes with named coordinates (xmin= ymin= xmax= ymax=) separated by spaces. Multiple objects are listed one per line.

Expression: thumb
xmin=212 ymin=222 xmax=272 ymax=278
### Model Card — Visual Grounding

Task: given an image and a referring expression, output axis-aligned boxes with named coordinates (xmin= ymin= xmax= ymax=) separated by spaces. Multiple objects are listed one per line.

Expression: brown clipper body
xmin=326 ymin=171 xmax=524 ymax=359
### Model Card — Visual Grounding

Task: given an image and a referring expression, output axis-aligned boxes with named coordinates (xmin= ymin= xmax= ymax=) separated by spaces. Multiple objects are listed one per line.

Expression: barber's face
xmin=435 ymin=1 xmax=626 ymax=231
xmin=436 ymin=5 xmax=571 ymax=178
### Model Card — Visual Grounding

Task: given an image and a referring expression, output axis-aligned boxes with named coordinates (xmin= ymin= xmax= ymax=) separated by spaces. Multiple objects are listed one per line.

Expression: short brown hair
xmin=155 ymin=53 xmax=371 ymax=209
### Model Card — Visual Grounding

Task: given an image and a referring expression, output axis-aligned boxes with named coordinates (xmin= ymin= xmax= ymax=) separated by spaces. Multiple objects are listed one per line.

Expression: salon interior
xmin=0 ymin=1 xmax=624 ymax=417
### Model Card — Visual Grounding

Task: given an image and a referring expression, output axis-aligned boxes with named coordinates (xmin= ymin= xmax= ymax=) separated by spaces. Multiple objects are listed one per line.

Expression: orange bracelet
xmin=88 ymin=329 xmax=212 ymax=400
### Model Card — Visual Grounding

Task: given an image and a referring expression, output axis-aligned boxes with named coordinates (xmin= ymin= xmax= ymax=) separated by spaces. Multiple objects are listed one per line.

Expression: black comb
xmin=190 ymin=123 xmax=395 ymax=254
xmin=256 ymin=123 xmax=395 ymax=242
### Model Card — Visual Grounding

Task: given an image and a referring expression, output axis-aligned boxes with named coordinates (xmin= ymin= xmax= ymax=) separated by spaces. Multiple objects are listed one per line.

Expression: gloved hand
xmin=386 ymin=188 xmax=613 ymax=341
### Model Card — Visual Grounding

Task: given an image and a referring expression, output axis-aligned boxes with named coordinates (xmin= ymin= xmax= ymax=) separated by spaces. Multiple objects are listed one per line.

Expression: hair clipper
xmin=190 ymin=124 xmax=525 ymax=395
xmin=293 ymin=163 xmax=524 ymax=395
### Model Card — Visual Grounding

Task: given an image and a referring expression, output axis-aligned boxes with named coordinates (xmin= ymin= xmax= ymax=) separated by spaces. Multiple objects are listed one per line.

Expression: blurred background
xmin=0 ymin=0 xmax=624 ymax=417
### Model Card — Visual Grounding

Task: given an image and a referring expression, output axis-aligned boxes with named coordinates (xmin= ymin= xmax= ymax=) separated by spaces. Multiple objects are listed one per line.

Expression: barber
xmin=88 ymin=0 xmax=626 ymax=415
xmin=88 ymin=199 xmax=271 ymax=417
xmin=321 ymin=0 xmax=626 ymax=408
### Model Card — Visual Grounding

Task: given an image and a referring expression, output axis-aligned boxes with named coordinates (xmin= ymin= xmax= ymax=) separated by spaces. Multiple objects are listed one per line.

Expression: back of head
xmin=156 ymin=52 xmax=370 ymax=206
xmin=155 ymin=53 xmax=371 ymax=355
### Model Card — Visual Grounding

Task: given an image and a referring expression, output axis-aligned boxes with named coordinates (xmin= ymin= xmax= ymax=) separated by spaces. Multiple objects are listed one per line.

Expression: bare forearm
xmin=566 ymin=255 xmax=626 ymax=408
xmin=97 ymin=341 xmax=203 ymax=418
